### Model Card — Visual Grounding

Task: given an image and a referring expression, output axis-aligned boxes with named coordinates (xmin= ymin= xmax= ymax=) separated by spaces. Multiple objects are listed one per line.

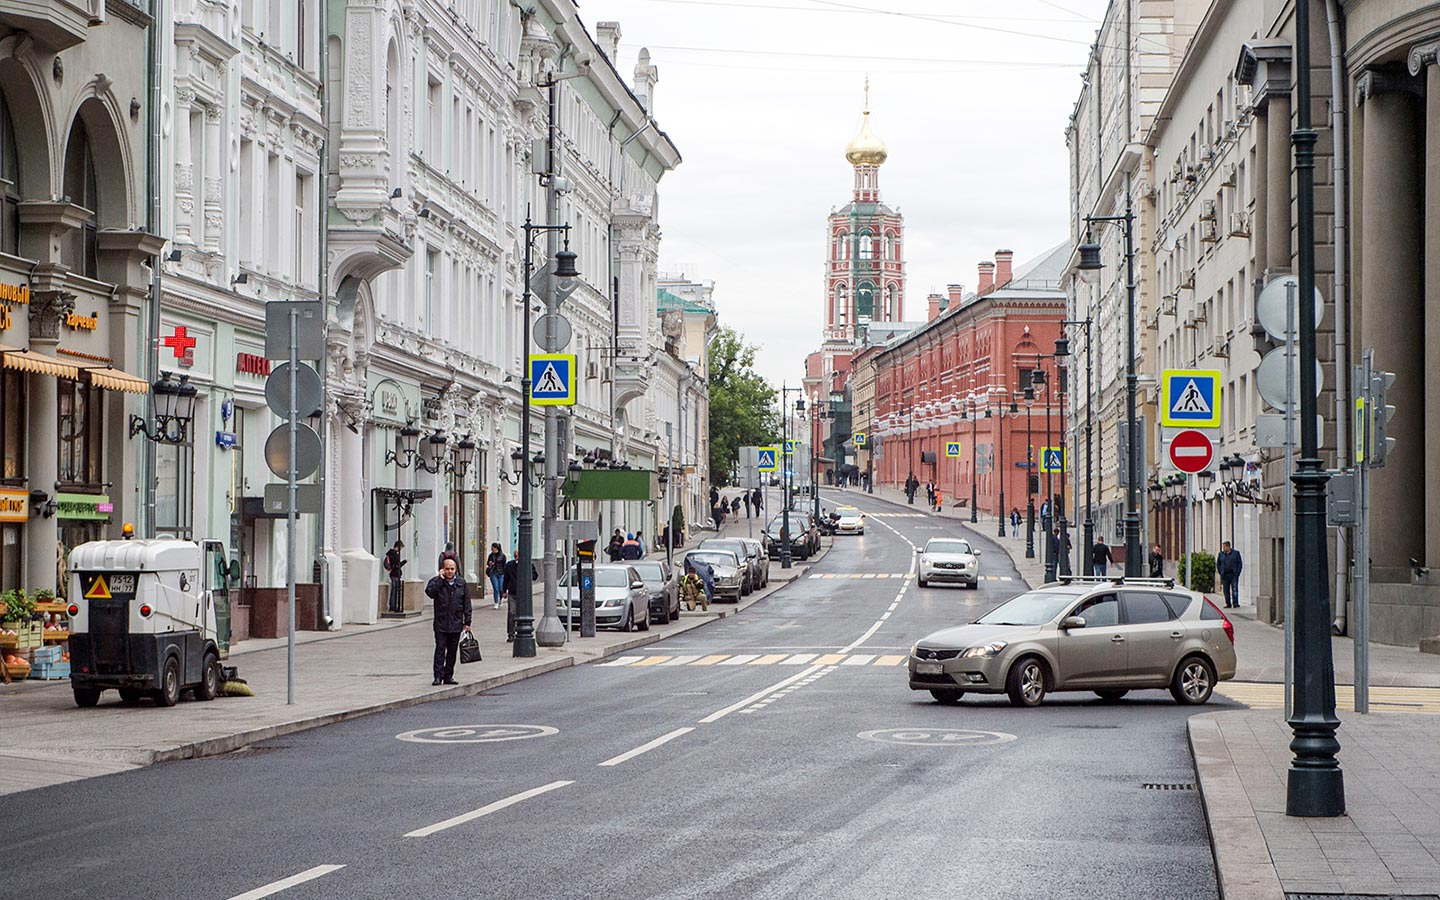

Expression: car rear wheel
xmin=1170 ymin=656 xmax=1215 ymax=705
xmin=1094 ymin=689 xmax=1129 ymax=702
xmin=154 ymin=656 xmax=181 ymax=707
xmin=929 ymin=689 xmax=964 ymax=705
xmin=1006 ymin=657 xmax=1048 ymax=708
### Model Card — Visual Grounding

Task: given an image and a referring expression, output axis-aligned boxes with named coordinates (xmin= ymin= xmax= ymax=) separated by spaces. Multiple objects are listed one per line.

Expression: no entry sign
xmin=1169 ymin=429 xmax=1214 ymax=474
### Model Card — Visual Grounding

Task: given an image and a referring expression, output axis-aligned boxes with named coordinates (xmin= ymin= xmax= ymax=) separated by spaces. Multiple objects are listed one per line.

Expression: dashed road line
xmin=598 ymin=728 xmax=695 ymax=767
xmin=403 ymin=781 xmax=574 ymax=837
xmin=227 ymin=866 xmax=347 ymax=900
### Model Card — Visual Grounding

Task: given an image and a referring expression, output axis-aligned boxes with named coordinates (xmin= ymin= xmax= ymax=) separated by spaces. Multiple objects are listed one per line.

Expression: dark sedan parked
xmin=763 ymin=513 xmax=819 ymax=559
xmin=632 ymin=560 xmax=679 ymax=625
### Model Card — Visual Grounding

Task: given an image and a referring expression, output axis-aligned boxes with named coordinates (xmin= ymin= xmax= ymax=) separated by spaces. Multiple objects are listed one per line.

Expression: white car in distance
xmin=917 ymin=538 xmax=981 ymax=589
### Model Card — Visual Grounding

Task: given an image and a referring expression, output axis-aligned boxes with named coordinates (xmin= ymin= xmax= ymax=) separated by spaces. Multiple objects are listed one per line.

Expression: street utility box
xmin=66 ymin=539 xmax=238 ymax=709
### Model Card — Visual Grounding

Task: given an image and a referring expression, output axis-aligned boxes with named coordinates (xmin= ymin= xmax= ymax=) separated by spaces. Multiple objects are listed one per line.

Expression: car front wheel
xmin=1170 ymin=656 xmax=1215 ymax=705
xmin=1006 ymin=657 xmax=1048 ymax=708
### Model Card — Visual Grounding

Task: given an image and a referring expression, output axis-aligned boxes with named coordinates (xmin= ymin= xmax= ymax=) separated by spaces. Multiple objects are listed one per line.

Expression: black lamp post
xmin=1033 ymin=362 xmax=1057 ymax=583
xmin=1077 ymin=199 xmax=1141 ymax=578
xmin=1024 ymin=386 xmax=1036 ymax=560
xmin=1057 ymin=320 xmax=1094 ymax=575
xmin=968 ymin=397 xmax=979 ymax=523
xmin=779 ymin=384 xmax=804 ymax=569
xmin=1285 ymin=0 xmax=1342 ymax=817
xmin=513 ymin=216 xmax=578 ymax=658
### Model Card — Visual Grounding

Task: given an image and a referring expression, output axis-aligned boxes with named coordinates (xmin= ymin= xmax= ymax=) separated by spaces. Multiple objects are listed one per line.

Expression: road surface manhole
xmin=1141 ymin=783 xmax=1195 ymax=791
xmin=396 ymin=725 xmax=558 ymax=744
xmin=858 ymin=728 xmax=1017 ymax=747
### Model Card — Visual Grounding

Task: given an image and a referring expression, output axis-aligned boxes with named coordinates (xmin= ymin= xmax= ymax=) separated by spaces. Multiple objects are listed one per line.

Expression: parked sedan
xmin=632 ymin=560 xmax=678 ymax=625
xmin=739 ymin=538 xmax=770 ymax=588
xmin=699 ymin=538 xmax=761 ymax=595
xmin=833 ymin=506 xmax=865 ymax=535
xmin=685 ymin=550 xmax=745 ymax=601
xmin=559 ymin=564 xmax=650 ymax=631
xmin=763 ymin=514 xmax=816 ymax=560
xmin=916 ymin=538 xmax=980 ymax=588
xmin=908 ymin=579 xmax=1237 ymax=706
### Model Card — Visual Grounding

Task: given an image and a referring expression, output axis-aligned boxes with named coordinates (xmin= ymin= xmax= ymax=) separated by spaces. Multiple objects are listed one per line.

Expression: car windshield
xmin=631 ymin=563 xmax=665 ymax=581
xmin=926 ymin=540 xmax=973 ymax=555
xmin=974 ymin=589 xmax=1086 ymax=626
xmin=559 ymin=568 xmax=631 ymax=588
xmin=837 ymin=508 xmax=860 ymax=517
xmin=689 ymin=552 xmax=736 ymax=567
xmin=701 ymin=541 xmax=744 ymax=554
xmin=767 ymin=516 xmax=803 ymax=532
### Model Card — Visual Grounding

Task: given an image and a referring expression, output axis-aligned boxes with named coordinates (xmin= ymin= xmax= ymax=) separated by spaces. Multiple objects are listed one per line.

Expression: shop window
xmin=0 ymin=92 xmax=19 ymax=257
xmin=155 ymin=431 xmax=194 ymax=540
xmin=63 ymin=117 xmax=99 ymax=279
xmin=57 ymin=378 xmax=103 ymax=488
xmin=1 ymin=523 xmax=18 ymax=592
xmin=1 ymin=368 xmax=22 ymax=482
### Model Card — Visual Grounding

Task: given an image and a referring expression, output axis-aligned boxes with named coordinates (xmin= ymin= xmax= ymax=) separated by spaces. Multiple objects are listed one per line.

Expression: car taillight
xmin=1222 ymin=615 xmax=1234 ymax=644
xmin=139 ymin=603 xmax=153 ymax=618
xmin=1206 ymin=599 xmax=1235 ymax=644
xmin=67 ymin=604 xmax=80 ymax=618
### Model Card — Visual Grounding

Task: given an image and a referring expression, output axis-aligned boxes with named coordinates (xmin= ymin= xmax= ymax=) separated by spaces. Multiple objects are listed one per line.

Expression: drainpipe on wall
xmin=1326 ymin=0 xmax=1351 ymax=635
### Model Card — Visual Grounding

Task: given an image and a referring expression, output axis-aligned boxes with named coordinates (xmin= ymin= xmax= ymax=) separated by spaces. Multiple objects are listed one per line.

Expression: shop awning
xmin=84 ymin=365 xmax=150 ymax=394
xmin=1 ymin=346 xmax=80 ymax=379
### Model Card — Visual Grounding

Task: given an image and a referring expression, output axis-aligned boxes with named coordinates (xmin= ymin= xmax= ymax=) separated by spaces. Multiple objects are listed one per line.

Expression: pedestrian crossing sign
xmin=1160 ymin=368 xmax=1221 ymax=428
xmin=945 ymin=441 xmax=961 ymax=458
xmin=1041 ymin=447 xmax=1066 ymax=473
xmin=784 ymin=440 xmax=797 ymax=456
xmin=757 ymin=447 xmax=779 ymax=473
xmin=853 ymin=432 xmax=867 ymax=448
xmin=529 ymin=354 xmax=576 ymax=406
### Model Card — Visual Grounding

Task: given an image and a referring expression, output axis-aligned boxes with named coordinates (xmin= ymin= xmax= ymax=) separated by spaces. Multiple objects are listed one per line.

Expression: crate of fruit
xmin=42 ymin=623 xmax=69 ymax=642
xmin=0 ymin=626 xmax=18 ymax=649
xmin=28 ymin=660 xmax=70 ymax=681
xmin=3 ymin=650 xmax=32 ymax=677
xmin=33 ymin=644 xmax=62 ymax=664
xmin=17 ymin=622 xmax=42 ymax=649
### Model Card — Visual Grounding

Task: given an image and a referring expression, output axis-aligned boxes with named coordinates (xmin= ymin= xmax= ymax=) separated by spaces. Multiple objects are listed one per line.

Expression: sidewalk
xmin=0 ymin=518 xmax=830 ymax=796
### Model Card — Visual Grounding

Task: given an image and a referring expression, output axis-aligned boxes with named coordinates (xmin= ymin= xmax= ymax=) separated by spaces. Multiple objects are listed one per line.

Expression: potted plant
xmin=1 ymin=588 xmax=35 ymax=626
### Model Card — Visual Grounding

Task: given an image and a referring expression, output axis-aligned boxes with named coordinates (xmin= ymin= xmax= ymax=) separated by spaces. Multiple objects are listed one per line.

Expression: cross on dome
xmin=845 ymin=77 xmax=887 ymax=166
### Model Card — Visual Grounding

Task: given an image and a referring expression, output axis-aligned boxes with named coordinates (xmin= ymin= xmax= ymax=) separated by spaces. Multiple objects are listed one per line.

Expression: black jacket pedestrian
xmin=503 ymin=558 xmax=539 ymax=596
xmin=1217 ymin=548 xmax=1243 ymax=580
xmin=1092 ymin=541 xmax=1113 ymax=567
xmin=384 ymin=548 xmax=405 ymax=580
xmin=485 ymin=549 xmax=506 ymax=578
xmin=1148 ymin=548 xmax=1165 ymax=578
xmin=425 ymin=575 xmax=472 ymax=633
xmin=751 ymin=488 xmax=763 ymax=512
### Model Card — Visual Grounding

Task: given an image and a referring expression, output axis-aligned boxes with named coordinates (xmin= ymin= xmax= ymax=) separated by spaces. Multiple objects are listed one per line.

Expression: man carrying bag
xmin=425 ymin=558 xmax=472 ymax=685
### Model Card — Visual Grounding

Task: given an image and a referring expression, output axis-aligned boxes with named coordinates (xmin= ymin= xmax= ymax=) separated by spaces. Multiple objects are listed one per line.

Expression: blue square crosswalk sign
xmin=945 ymin=441 xmax=962 ymax=458
xmin=530 ymin=354 xmax=576 ymax=406
xmin=1161 ymin=368 xmax=1221 ymax=428
xmin=1041 ymin=447 xmax=1065 ymax=473
xmin=784 ymin=439 xmax=797 ymax=456
xmin=757 ymin=447 xmax=779 ymax=473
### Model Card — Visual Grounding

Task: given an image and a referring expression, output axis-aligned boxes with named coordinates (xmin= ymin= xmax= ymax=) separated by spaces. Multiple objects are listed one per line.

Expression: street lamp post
xmin=1077 ymin=194 xmax=1141 ymax=577
xmin=1285 ymin=0 xmax=1343 ymax=818
xmin=779 ymin=384 xmax=804 ymax=569
xmin=1033 ymin=361 xmax=1057 ymax=583
xmin=1024 ymin=387 xmax=1036 ymax=559
xmin=968 ymin=397 xmax=979 ymax=523
xmin=1057 ymin=321 xmax=1093 ymax=574
xmin=512 ymin=216 xmax=578 ymax=658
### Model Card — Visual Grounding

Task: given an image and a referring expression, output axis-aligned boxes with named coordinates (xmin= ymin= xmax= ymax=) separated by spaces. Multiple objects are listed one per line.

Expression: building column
xmin=1410 ymin=42 xmax=1440 ymax=568
xmin=24 ymin=290 xmax=70 ymax=592
xmin=203 ymin=104 xmax=224 ymax=254
xmin=174 ymin=89 xmax=195 ymax=245
xmin=1264 ymin=93 xmax=1292 ymax=274
xmin=1356 ymin=65 xmax=1425 ymax=572
xmin=1252 ymin=104 xmax=1269 ymax=272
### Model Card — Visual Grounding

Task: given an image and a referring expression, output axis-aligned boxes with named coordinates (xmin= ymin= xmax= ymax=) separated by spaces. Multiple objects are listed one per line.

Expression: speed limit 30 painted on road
xmin=858 ymin=728 xmax=1017 ymax=747
xmin=396 ymin=725 xmax=559 ymax=744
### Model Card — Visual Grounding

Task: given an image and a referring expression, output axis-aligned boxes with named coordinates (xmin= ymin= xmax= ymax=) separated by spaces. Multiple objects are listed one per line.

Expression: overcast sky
xmin=583 ymin=0 xmax=1109 ymax=389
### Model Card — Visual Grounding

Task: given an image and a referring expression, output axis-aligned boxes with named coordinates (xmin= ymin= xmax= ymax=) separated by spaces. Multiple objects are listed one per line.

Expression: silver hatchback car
xmin=908 ymin=577 xmax=1237 ymax=707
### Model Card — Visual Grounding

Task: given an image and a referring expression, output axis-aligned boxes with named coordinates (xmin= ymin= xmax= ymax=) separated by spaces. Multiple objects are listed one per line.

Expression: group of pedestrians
xmin=710 ymin=486 xmax=763 ymax=529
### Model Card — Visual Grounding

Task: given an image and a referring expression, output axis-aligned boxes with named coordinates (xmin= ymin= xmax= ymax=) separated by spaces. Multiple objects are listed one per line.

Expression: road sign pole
xmin=287 ymin=309 xmax=297 ymax=706
xmin=1283 ymin=280 xmax=1296 ymax=718
xmin=1354 ymin=350 xmax=1372 ymax=713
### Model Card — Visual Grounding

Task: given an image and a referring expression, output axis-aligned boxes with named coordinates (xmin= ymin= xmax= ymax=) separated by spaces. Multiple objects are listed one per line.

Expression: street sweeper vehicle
xmin=65 ymin=537 xmax=239 ymax=708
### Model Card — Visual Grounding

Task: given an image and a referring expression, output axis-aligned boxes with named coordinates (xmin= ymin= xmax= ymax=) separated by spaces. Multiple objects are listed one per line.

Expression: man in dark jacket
xmin=1149 ymin=544 xmax=1165 ymax=578
xmin=1216 ymin=541 xmax=1244 ymax=608
xmin=1091 ymin=539 xmax=1113 ymax=576
xmin=383 ymin=540 xmax=406 ymax=614
xmin=425 ymin=558 xmax=472 ymax=685
xmin=502 ymin=550 xmax=539 ymax=641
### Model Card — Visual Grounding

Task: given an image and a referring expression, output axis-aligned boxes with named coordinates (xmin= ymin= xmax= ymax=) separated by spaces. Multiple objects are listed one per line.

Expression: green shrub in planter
xmin=1183 ymin=551 xmax=1216 ymax=593
xmin=1 ymin=588 xmax=36 ymax=624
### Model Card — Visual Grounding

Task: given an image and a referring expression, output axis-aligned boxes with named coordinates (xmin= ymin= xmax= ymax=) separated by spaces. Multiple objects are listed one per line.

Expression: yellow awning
xmin=1 ymin=347 xmax=81 ymax=379
xmin=86 ymin=366 xmax=150 ymax=394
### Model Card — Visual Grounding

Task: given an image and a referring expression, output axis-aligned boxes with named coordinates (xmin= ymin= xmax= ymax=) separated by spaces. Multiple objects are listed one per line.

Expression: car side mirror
xmin=631 ymin=581 xmax=645 ymax=590
xmin=1061 ymin=615 xmax=1087 ymax=630
xmin=974 ymin=550 xmax=982 ymax=557
xmin=228 ymin=559 xmax=242 ymax=584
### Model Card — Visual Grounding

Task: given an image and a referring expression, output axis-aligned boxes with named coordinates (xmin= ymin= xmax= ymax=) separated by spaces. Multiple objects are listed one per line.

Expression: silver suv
xmin=908 ymin=577 xmax=1237 ymax=707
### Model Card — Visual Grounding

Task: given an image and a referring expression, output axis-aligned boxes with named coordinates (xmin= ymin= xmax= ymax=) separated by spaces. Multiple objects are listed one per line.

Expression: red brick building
xmin=872 ymin=245 xmax=1068 ymax=518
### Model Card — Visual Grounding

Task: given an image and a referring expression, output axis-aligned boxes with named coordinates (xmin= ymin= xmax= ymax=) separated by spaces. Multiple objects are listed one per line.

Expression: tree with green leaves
xmin=708 ymin=326 xmax=778 ymax=486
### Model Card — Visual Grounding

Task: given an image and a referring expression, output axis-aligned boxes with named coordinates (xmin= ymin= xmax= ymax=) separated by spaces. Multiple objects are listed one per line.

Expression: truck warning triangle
xmin=1171 ymin=379 xmax=1212 ymax=415
xmin=83 ymin=574 xmax=111 ymax=600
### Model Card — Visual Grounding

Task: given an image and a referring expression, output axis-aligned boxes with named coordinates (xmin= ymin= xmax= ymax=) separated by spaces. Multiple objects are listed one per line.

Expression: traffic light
xmin=1028 ymin=475 xmax=1040 ymax=494
xmin=1370 ymin=370 xmax=1396 ymax=468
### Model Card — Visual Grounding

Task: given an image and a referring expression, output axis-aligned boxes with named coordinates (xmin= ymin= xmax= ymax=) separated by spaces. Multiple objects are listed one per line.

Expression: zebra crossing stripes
xmin=808 ymin=573 xmax=913 ymax=579
xmin=868 ymin=513 xmax=928 ymax=518
xmin=1215 ymin=681 xmax=1440 ymax=715
xmin=599 ymin=652 xmax=910 ymax=668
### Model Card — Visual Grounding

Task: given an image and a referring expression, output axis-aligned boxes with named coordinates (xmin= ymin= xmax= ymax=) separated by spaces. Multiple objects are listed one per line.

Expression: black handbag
xmin=458 ymin=631 xmax=482 ymax=664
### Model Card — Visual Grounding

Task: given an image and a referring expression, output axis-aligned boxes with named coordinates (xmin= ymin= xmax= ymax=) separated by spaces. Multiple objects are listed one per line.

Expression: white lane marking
xmin=880 ymin=612 xmax=892 ymax=620
xmin=403 ymin=781 xmax=574 ymax=838
xmin=842 ymin=618 xmax=888 ymax=653
xmin=842 ymin=654 xmax=876 ymax=666
xmin=718 ymin=654 xmax=760 ymax=665
xmin=227 ymin=866 xmax=346 ymax=900
xmin=699 ymin=665 xmax=822 ymax=724
xmin=659 ymin=655 xmax=701 ymax=666
xmin=598 ymin=728 xmax=695 ymax=767
xmin=598 ymin=656 xmax=645 ymax=667
xmin=781 ymin=653 xmax=817 ymax=665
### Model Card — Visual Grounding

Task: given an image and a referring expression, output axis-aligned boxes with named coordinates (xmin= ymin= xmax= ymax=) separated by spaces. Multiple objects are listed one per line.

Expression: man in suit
xmin=425 ymin=558 xmax=472 ymax=685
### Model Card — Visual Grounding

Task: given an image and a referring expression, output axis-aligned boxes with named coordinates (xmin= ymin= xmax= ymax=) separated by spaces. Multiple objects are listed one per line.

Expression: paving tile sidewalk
xmin=1191 ymin=709 xmax=1440 ymax=899
xmin=0 ymin=519 xmax=829 ymax=796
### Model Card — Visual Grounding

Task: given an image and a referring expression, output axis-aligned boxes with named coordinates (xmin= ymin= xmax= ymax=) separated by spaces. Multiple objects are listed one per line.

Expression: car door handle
xmin=1110 ymin=635 xmax=1125 ymax=643
xmin=1170 ymin=631 xmax=1184 ymax=640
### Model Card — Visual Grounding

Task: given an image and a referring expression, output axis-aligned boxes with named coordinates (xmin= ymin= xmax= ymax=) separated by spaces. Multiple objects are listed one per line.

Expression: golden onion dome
xmin=845 ymin=110 xmax=888 ymax=166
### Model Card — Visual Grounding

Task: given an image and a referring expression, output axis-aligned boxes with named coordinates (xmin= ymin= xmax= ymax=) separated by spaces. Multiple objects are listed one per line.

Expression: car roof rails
xmin=1053 ymin=574 xmax=1178 ymax=589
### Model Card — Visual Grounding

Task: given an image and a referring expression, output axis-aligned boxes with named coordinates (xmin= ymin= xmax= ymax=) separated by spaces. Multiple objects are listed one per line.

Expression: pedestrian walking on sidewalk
xmin=607 ymin=529 xmax=624 ymax=562
xmin=620 ymin=533 xmax=642 ymax=560
xmin=383 ymin=541 xmax=406 ymax=614
xmin=1149 ymin=543 xmax=1165 ymax=579
xmin=743 ymin=492 xmax=752 ymax=518
xmin=1217 ymin=541 xmax=1244 ymax=607
xmin=635 ymin=530 xmax=648 ymax=557
xmin=1092 ymin=538 xmax=1113 ymax=577
xmin=485 ymin=543 xmax=506 ymax=609
xmin=933 ymin=489 xmax=943 ymax=512
xmin=1010 ymin=508 xmax=1021 ymax=539
xmin=425 ymin=558 xmax=472 ymax=685
xmin=731 ymin=496 xmax=741 ymax=519
xmin=751 ymin=487 xmax=763 ymax=515
xmin=438 ymin=541 xmax=458 ymax=569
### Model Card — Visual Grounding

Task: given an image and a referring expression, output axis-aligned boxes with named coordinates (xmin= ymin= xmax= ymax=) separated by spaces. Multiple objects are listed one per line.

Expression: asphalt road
xmin=4 ymin=491 xmax=1224 ymax=900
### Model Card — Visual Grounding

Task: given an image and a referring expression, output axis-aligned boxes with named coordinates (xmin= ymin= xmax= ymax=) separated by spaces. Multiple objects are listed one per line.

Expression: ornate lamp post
xmin=128 ymin=372 xmax=198 ymax=444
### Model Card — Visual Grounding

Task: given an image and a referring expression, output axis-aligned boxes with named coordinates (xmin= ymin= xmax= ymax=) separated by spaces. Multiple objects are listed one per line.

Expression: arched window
xmin=885 ymin=283 xmax=898 ymax=320
xmin=858 ymin=230 xmax=873 ymax=260
xmin=385 ymin=39 xmax=400 ymax=188
xmin=834 ymin=230 xmax=847 ymax=261
xmin=0 ymin=90 xmax=18 ymax=256
xmin=63 ymin=116 xmax=98 ymax=278
xmin=856 ymin=282 xmax=875 ymax=321
xmin=834 ymin=283 xmax=848 ymax=325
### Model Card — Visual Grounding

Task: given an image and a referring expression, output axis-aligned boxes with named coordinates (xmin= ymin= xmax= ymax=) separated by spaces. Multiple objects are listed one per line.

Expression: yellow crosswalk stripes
xmin=600 ymin=652 xmax=913 ymax=669
xmin=809 ymin=573 xmax=913 ymax=579
xmin=868 ymin=513 xmax=928 ymax=518
xmin=1215 ymin=681 xmax=1440 ymax=715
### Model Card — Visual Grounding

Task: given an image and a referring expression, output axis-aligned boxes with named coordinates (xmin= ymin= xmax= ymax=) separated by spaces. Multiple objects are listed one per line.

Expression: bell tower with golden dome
xmin=823 ymin=80 xmax=906 ymax=342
